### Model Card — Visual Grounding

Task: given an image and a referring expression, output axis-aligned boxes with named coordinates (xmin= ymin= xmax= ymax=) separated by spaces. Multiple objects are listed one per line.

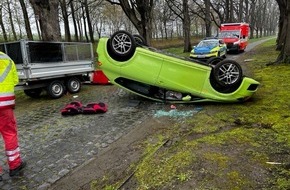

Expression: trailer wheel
xmin=66 ymin=77 xmax=81 ymax=93
xmin=24 ymin=88 xmax=42 ymax=98
xmin=47 ymin=80 xmax=66 ymax=99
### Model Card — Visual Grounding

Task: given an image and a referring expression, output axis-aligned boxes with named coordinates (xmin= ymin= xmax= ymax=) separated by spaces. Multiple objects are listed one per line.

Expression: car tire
xmin=213 ymin=60 xmax=243 ymax=87
xmin=133 ymin=34 xmax=147 ymax=46
xmin=107 ymin=30 xmax=136 ymax=61
xmin=66 ymin=77 xmax=81 ymax=93
xmin=24 ymin=88 xmax=42 ymax=98
xmin=206 ymin=57 xmax=223 ymax=66
xmin=47 ymin=80 xmax=66 ymax=99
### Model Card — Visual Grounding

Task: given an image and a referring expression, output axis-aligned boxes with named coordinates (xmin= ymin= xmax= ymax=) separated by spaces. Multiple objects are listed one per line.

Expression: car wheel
xmin=66 ymin=77 xmax=81 ymax=93
xmin=213 ymin=60 xmax=243 ymax=87
xmin=24 ymin=88 xmax=42 ymax=98
xmin=107 ymin=30 xmax=136 ymax=61
xmin=133 ymin=34 xmax=147 ymax=46
xmin=47 ymin=80 xmax=66 ymax=99
xmin=206 ymin=57 xmax=223 ymax=66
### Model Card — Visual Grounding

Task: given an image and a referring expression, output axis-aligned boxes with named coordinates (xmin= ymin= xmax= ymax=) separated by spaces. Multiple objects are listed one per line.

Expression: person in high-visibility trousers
xmin=0 ymin=51 xmax=25 ymax=179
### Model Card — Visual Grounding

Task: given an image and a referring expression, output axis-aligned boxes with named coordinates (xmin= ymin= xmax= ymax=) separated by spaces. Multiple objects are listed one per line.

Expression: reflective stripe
xmin=0 ymin=92 xmax=15 ymax=97
xmin=0 ymin=54 xmax=10 ymax=59
xmin=8 ymin=153 xmax=20 ymax=161
xmin=6 ymin=148 xmax=20 ymax=156
xmin=6 ymin=147 xmax=20 ymax=156
xmin=0 ymin=61 xmax=12 ymax=82
xmin=0 ymin=100 xmax=15 ymax=106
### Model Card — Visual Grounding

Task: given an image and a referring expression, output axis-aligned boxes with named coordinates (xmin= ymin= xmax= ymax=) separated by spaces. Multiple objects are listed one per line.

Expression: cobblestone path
xmin=0 ymin=84 xmax=163 ymax=190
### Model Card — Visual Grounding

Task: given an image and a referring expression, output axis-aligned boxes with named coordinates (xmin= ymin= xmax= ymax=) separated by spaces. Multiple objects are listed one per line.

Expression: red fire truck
xmin=219 ymin=23 xmax=250 ymax=52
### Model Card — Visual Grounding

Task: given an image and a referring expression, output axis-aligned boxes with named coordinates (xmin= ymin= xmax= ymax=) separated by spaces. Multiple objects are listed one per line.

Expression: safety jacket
xmin=0 ymin=51 xmax=19 ymax=109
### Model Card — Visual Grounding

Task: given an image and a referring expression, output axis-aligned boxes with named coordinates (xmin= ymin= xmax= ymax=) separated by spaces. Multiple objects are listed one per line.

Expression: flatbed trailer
xmin=0 ymin=40 xmax=95 ymax=98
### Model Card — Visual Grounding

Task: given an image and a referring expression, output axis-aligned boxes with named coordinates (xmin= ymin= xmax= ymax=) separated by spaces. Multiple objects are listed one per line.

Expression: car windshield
xmin=196 ymin=40 xmax=219 ymax=48
xmin=219 ymin=31 xmax=240 ymax=38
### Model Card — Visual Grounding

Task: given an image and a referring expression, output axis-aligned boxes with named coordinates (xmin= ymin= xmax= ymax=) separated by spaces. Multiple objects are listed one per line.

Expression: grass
xmin=91 ymin=38 xmax=290 ymax=189
xmin=151 ymin=37 xmax=201 ymax=50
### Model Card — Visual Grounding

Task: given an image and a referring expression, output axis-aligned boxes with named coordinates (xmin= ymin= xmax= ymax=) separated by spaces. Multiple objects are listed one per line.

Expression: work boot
xmin=9 ymin=161 xmax=26 ymax=177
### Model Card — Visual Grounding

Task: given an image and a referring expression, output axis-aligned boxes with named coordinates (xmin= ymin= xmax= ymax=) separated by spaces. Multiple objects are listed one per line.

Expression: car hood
xmin=192 ymin=46 xmax=214 ymax=53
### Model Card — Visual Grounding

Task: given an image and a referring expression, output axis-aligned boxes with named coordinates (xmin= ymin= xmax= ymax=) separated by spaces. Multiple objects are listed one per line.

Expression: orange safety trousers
xmin=0 ymin=108 xmax=22 ymax=171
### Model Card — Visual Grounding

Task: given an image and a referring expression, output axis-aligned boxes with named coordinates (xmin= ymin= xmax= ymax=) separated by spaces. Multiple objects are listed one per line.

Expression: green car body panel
xmin=97 ymin=38 xmax=259 ymax=103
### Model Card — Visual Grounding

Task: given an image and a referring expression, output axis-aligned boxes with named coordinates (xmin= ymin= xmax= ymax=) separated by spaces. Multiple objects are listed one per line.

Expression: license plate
xmin=197 ymin=55 xmax=206 ymax=58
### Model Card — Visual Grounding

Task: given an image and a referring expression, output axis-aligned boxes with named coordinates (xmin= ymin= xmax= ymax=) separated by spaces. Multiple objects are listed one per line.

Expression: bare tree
xmin=83 ymin=0 xmax=94 ymax=43
xmin=0 ymin=4 xmax=8 ymax=41
xmin=13 ymin=1 xmax=24 ymax=39
xmin=189 ymin=0 xmax=212 ymax=37
xmin=29 ymin=0 xmax=61 ymax=41
xmin=7 ymin=0 xmax=17 ymax=40
xmin=69 ymin=0 xmax=79 ymax=41
xmin=106 ymin=0 xmax=155 ymax=45
xmin=166 ymin=0 xmax=191 ymax=52
xmin=19 ymin=0 xmax=33 ymax=40
xmin=60 ymin=0 xmax=72 ymax=41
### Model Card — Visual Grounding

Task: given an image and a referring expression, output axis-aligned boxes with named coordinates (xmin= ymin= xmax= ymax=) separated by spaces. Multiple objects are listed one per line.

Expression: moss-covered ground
xmin=92 ymin=39 xmax=290 ymax=190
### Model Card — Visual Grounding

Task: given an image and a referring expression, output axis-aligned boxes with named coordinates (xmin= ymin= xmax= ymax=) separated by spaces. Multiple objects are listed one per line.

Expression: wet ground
xmin=0 ymin=84 xmax=176 ymax=190
xmin=0 ymin=38 xmax=273 ymax=190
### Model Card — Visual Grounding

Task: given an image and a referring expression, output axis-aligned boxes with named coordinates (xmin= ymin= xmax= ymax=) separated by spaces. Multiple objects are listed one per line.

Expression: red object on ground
xmin=61 ymin=101 xmax=83 ymax=116
xmin=82 ymin=102 xmax=108 ymax=114
xmin=92 ymin=70 xmax=110 ymax=84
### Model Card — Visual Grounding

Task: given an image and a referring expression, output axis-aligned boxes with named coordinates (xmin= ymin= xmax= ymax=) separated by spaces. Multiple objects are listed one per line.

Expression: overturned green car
xmin=97 ymin=30 xmax=259 ymax=103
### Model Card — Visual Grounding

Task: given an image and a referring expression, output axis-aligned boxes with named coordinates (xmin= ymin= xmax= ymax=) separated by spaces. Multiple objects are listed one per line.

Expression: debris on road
xmin=154 ymin=107 xmax=202 ymax=118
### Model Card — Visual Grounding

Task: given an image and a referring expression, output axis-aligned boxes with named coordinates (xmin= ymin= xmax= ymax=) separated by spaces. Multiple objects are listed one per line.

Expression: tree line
xmin=0 ymin=0 xmax=289 ymax=63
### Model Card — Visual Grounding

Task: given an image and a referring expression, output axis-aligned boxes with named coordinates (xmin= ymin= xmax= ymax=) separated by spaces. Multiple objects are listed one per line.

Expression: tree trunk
xmin=80 ymin=2 xmax=89 ymax=42
xmin=70 ymin=1 xmax=79 ymax=41
xmin=183 ymin=0 xmax=191 ymax=52
xmin=60 ymin=0 xmax=71 ymax=42
xmin=84 ymin=0 xmax=95 ymax=43
xmin=107 ymin=0 xmax=154 ymax=45
xmin=19 ymin=0 xmax=33 ymax=40
xmin=205 ymin=0 xmax=211 ymax=37
xmin=0 ymin=6 xmax=7 ymax=41
xmin=7 ymin=0 xmax=17 ymax=40
xmin=238 ymin=0 xmax=244 ymax=21
xmin=275 ymin=0 xmax=290 ymax=63
xmin=29 ymin=0 xmax=61 ymax=41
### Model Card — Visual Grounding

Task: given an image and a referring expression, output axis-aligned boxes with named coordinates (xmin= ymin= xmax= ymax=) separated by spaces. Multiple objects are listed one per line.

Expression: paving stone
xmin=0 ymin=85 xmax=172 ymax=189
xmin=37 ymin=183 xmax=51 ymax=190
